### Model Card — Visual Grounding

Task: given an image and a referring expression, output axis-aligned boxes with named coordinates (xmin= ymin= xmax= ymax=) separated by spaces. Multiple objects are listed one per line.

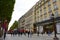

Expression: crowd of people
xmin=8 ymin=29 xmax=33 ymax=37
xmin=7 ymin=29 xmax=53 ymax=38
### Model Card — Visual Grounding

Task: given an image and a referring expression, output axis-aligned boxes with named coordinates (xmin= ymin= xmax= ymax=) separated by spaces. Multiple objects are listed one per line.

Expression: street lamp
xmin=51 ymin=13 xmax=59 ymax=40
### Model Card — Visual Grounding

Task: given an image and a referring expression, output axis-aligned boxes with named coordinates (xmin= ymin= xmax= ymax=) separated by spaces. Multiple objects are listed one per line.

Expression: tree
xmin=0 ymin=0 xmax=15 ymax=37
xmin=0 ymin=0 xmax=15 ymax=23
xmin=10 ymin=21 xmax=18 ymax=30
xmin=0 ymin=0 xmax=15 ymax=30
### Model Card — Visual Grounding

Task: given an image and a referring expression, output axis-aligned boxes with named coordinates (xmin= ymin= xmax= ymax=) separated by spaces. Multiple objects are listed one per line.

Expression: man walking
xmin=4 ymin=31 xmax=6 ymax=40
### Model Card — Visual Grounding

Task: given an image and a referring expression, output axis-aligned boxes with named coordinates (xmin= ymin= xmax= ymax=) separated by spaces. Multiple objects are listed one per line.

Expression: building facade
xmin=18 ymin=0 xmax=60 ymax=33
xmin=24 ymin=7 xmax=35 ymax=32
xmin=34 ymin=0 xmax=60 ymax=33
xmin=18 ymin=15 xmax=25 ymax=29
xmin=18 ymin=7 xmax=35 ymax=32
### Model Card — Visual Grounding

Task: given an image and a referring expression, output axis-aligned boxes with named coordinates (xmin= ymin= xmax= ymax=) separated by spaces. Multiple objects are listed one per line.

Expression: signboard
xmin=56 ymin=23 xmax=60 ymax=33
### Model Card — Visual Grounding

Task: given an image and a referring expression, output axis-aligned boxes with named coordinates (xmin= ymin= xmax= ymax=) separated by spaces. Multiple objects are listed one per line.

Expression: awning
xmin=34 ymin=17 xmax=60 ymax=26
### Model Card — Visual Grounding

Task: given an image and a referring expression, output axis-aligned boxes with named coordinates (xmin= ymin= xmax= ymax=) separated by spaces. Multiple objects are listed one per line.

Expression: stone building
xmin=18 ymin=0 xmax=60 ymax=33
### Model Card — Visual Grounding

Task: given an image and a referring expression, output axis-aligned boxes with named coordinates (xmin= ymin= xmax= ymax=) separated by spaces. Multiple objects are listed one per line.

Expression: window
xmin=43 ymin=0 xmax=47 ymax=2
xmin=44 ymin=4 xmax=46 ymax=9
xmin=53 ymin=3 xmax=58 ymax=10
xmin=43 ymin=13 xmax=47 ymax=20
xmin=48 ymin=7 xmax=52 ymax=13
xmin=53 ymin=0 xmax=56 ymax=3
xmin=39 ymin=0 xmax=42 ymax=4
xmin=40 ymin=7 xmax=42 ymax=14
xmin=44 ymin=9 xmax=46 ymax=14
xmin=54 ymin=11 xmax=59 ymax=17
xmin=37 ymin=16 xmax=39 ymax=22
xmin=40 ymin=10 xmax=42 ymax=14
xmin=40 ymin=8 xmax=42 ymax=11
xmin=37 ymin=11 xmax=39 ymax=13
xmin=40 ymin=15 xmax=43 ymax=18
xmin=49 ymin=12 xmax=52 ymax=18
xmin=48 ymin=1 xmax=51 ymax=6
xmin=40 ymin=15 xmax=43 ymax=21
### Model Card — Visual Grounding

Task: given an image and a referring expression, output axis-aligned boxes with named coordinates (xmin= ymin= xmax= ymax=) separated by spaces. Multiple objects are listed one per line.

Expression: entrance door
xmin=56 ymin=23 xmax=60 ymax=33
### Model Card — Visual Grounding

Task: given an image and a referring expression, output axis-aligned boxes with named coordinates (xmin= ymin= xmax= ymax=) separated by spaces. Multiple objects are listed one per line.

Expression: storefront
xmin=56 ymin=23 xmax=60 ymax=33
xmin=34 ymin=17 xmax=60 ymax=34
xmin=43 ymin=24 xmax=54 ymax=34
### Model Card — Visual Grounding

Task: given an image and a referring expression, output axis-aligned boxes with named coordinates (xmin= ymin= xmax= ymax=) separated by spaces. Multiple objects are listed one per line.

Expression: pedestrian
xmin=27 ymin=31 xmax=30 ymax=37
xmin=30 ymin=30 xmax=33 ymax=37
xmin=11 ymin=31 xmax=13 ymax=36
xmin=18 ymin=30 xmax=20 ymax=36
xmin=4 ymin=32 xmax=6 ymax=40
xmin=11 ymin=32 xmax=12 ymax=36
xmin=37 ymin=31 xmax=39 ymax=36
xmin=41 ymin=32 xmax=44 ymax=35
xmin=48 ymin=30 xmax=51 ymax=36
xmin=20 ymin=29 xmax=23 ymax=36
xmin=24 ymin=30 xmax=26 ymax=36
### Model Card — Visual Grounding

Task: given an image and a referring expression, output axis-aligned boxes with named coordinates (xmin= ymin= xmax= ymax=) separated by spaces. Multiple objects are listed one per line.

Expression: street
xmin=3 ymin=34 xmax=60 ymax=40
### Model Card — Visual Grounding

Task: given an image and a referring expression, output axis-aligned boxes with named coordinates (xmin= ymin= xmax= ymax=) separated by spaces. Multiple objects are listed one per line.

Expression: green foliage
xmin=0 ymin=0 xmax=15 ymax=23
xmin=10 ymin=21 xmax=18 ymax=30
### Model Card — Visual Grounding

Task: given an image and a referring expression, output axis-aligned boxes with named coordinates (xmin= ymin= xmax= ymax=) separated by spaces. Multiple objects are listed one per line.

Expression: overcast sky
xmin=8 ymin=0 xmax=39 ymax=30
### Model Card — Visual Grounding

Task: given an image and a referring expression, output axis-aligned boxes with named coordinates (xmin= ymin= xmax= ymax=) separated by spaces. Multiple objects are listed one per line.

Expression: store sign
xmin=56 ymin=23 xmax=60 ymax=33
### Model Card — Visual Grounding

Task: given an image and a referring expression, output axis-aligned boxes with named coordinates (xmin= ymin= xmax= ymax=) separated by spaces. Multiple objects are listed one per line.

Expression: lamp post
xmin=51 ymin=13 xmax=59 ymax=40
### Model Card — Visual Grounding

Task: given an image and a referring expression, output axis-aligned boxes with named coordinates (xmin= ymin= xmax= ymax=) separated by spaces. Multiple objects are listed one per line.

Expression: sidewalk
xmin=32 ymin=34 xmax=60 ymax=40
xmin=0 ymin=35 xmax=4 ymax=40
xmin=3 ymin=34 xmax=60 ymax=40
